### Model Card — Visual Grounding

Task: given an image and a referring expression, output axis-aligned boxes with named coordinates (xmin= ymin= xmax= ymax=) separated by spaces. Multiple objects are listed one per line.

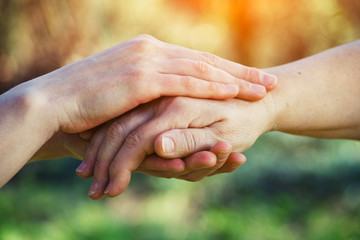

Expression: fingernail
xmin=162 ymin=136 xmax=175 ymax=154
xmin=88 ymin=180 xmax=98 ymax=196
xmin=76 ymin=161 xmax=87 ymax=173
xmin=104 ymin=181 xmax=112 ymax=194
xmin=260 ymin=73 xmax=277 ymax=88
xmin=252 ymin=84 xmax=266 ymax=95
xmin=224 ymin=84 xmax=239 ymax=93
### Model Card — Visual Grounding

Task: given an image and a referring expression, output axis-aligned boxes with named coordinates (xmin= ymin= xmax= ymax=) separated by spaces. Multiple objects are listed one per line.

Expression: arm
xmin=80 ymin=40 xmax=360 ymax=198
xmin=0 ymin=35 xmax=275 ymax=187
xmin=267 ymin=39 xmax=360 ymax=139
xmin=0 ymin=81 xmax=57 ymax=185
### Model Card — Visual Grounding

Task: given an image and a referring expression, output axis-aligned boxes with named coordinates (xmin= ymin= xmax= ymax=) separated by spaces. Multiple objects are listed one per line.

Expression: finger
xmin=76 ymin=128 xmax=107 ymax=178
xmin=163 ymin=44 xmax=277 ymax=90
xmin=177 ymin=142 xmax=232 ymax=181
xmin=208 ymin=141 xmax=233 ymax=162
xmin=208 ymin=152 xmax=247 ymax=176
xmin=159 ymin=59 xmax=266 ymax=100
xmin=183 ymin=151 xmax=217 ymax=170
xmin=136 ymin=152 xmax=216 ymax=179
xmin=104 ymin=117 xmax=175 ymax=197
xmin=158 ymin=74 xmax=240 ymax=100
xmin=89 ymin=107 xmax=154 ymax=199
xmin=137 ymin=154 xmax=185 ymax=172
xmin=154 ymin=128 xmax=218 ymax=159
xmin=137 ymin=142 xmax=231 ymax=180
xmin=78 ymin=128 xmax=97 ymax=141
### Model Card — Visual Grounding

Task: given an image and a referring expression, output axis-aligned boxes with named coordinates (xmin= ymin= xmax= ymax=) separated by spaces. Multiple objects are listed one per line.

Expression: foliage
xmin=1 ymin=134 xmax=360 ymax=239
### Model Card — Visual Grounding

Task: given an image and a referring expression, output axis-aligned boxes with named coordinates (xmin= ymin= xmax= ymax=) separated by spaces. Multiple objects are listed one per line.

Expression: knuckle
xmin=106 ymin=121 xmax=127 ymax=143
xmin=194 ymin=61 xmax=209 ymax=74
xmin=94 ymin=160 xmax=110 ymax=176
xmin=181 ymin=75 xmax=194 ymax=90
xmin=243 ymin=67 xmax=251 ymax=80
xmin=183 ymin=131 xmax=197 ymax=152
xmin=132 ymin=37 xmax=154 ymax=53
xmin=135 ymin=34 xmax=155 ymax=40
xmin=243 ymin=67 xmax=258 ymax=80
xmin=124 ymin=130 xmax=143 ymax=148
xmin=206 ymin=81 xmax=217 ymax=96
xmin=200 ymin=52 xmax=217 ymax=66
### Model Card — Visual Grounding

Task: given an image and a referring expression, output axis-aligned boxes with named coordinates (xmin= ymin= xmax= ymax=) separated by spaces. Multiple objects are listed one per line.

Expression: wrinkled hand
xmin=77 ymin=96 xmax=275 ymax=199
xmin=46 ymin=34 xmax=276 ymax=134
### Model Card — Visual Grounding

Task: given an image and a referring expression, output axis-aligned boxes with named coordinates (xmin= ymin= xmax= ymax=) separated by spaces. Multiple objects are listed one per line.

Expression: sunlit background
xmin=1 ymin=0 xmax=360 ymax=239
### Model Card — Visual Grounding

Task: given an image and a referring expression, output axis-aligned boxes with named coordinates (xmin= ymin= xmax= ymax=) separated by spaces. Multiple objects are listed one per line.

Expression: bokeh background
xmin=1 ymin=0 xmax=360 ymax=239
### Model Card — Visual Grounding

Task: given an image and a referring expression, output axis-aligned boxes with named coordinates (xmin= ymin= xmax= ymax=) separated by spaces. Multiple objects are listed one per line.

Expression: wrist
xmin=23 ymin=74 xmax=61 ymax=136
xmin=261 ymin=66 xmax=287 ymax=133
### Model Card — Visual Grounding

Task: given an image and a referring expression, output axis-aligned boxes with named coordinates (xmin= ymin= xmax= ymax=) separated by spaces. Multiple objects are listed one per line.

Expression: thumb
xmin=154 ymin=128 xmax=217 ymax=159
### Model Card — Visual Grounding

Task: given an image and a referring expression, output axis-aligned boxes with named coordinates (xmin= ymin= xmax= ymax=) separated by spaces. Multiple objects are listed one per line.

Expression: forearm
xmin=0 ymin=77 xmax=58 ymax=187
xmin=265 ymin=40 xmax=360 ymax=139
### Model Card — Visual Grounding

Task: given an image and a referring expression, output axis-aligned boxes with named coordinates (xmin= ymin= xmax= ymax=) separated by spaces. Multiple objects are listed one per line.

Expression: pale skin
xmin=79 ymin=40 xmax=360 ymax=199
xmin=0 ymin=35 xmax=276 ymax=188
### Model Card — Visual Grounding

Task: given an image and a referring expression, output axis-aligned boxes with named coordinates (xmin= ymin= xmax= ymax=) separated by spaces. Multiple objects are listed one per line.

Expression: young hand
xmin=41 ymin=34 xmax=276 ymax=134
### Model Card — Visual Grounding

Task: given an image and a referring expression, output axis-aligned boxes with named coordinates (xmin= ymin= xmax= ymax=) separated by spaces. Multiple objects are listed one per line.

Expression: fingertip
xmin=105 ymin=171 xmax=131 ymax=198
xmin=210 ymin=141 xmax=232 ymax=153
xmin=186 ymin=151 xmax=217 ymax=170
xmin=260 ymin=72 xmax=278 ymax=90
xmin=168 ymin=158 xmax=186 ymax=173
xmin=239 ymin=153 xmax=247 ymax=164
xmin=76 ymin=161 xmax=93 ymax=178
xmin=210 ymin=142 xmax=232 ymax=164
xmin=76 ymin=161 xmax=87 ymax=174
xmin=235 ymin=81 xmax=266 ymax=101
xmin=228 ymin=152 xmax=247 ymax=170
xmin=104 ymin=181 xmax=112 ymax=195
xmin=250 ymin=84 xmax=266 ymax=99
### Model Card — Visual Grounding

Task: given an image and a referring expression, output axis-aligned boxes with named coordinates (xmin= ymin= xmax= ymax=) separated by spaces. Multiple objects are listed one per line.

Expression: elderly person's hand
xmin=78 ymin=95 xmax=274 ymax=199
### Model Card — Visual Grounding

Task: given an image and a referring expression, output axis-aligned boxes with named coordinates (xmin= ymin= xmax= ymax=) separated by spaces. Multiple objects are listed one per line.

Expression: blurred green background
xmin=1 ymin=0 xmax=360 ymax=239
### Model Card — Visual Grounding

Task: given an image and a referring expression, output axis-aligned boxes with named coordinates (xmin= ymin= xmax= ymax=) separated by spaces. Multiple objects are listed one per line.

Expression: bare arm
xmin=267 ymin=39 xmax=360 ymax=139
xmin=0 ymin=80 xmax=57 ymax=186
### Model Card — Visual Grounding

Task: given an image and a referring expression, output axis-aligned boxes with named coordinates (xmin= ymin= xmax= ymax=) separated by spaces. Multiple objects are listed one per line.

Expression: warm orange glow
xmin=1 ymin=0 xmax=359 ymax=93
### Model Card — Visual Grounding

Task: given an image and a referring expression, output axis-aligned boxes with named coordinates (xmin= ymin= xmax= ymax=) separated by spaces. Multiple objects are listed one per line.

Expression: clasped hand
xmin=27 ymin=35 xmax=276 ymax=198
xmin=77 ymin=96 xmax=276 ymax=199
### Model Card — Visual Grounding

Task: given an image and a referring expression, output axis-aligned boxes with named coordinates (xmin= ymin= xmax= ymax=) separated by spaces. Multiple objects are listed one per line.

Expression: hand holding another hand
xmin=19 ymin=34 xmax=275 ymax=189
xmin=77 ymin=96 xmax=276 ymax=199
